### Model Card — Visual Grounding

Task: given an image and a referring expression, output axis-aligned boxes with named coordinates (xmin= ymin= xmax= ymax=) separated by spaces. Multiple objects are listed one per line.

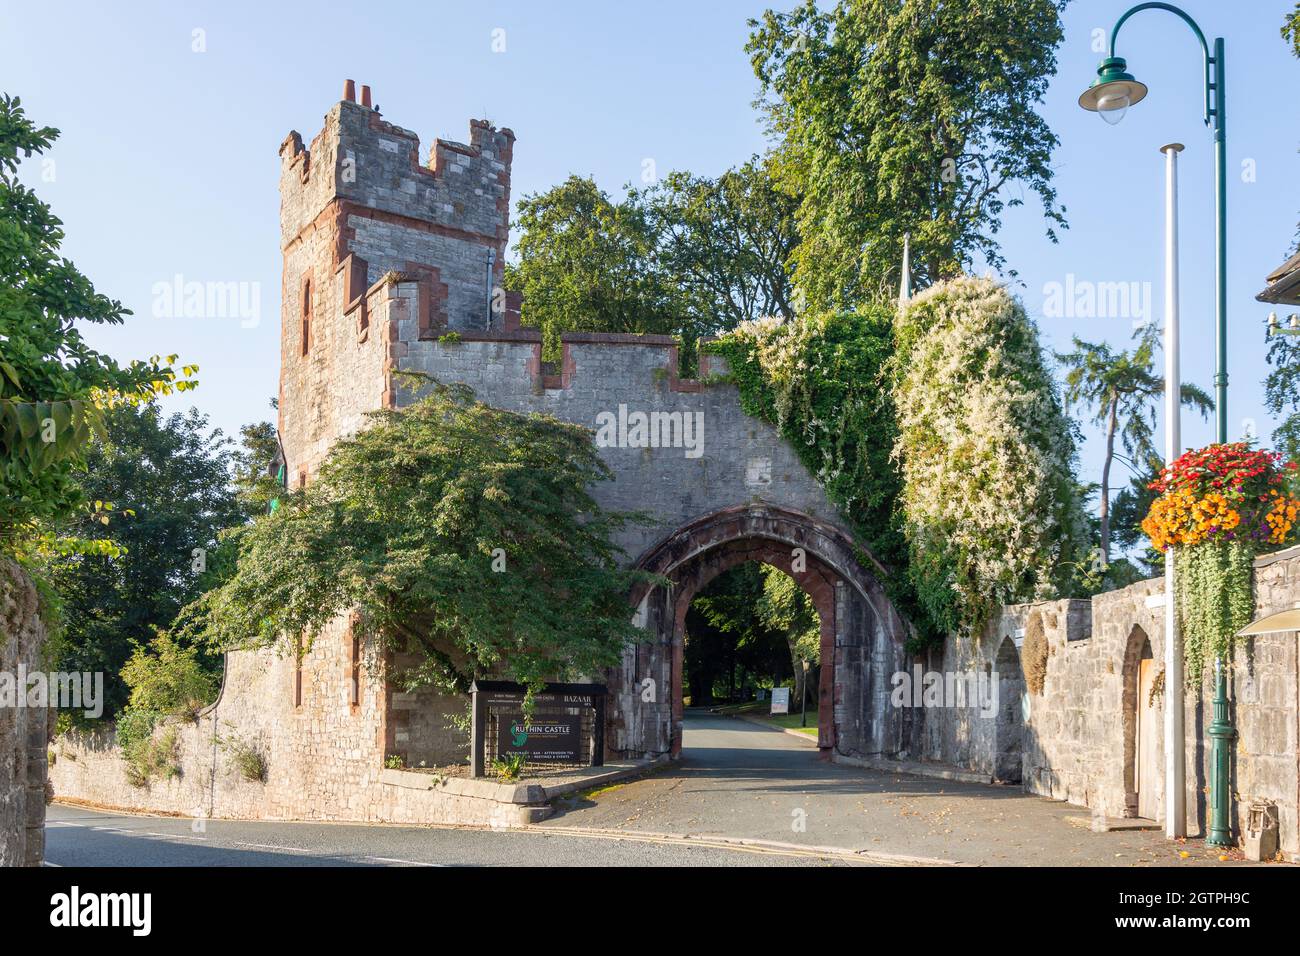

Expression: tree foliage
xmin=0 ymin=93 xmax=192 ymax=554
xmin=747 ymin=0 xmax=1069 ymax=310
xmin=44 ymin=403 xmax=247 ymax=719
xmin=686 ymin=564 xmax=796 ymax=704
xmin=1055 ymin=330 xmax=1212 ymax=565
xmin=1265 ymin=325 xmax=1300 ymax=465
xmin=172 ymin=381 xmax=652 ymax=696
xmin=642 ymin=158 xmax=799 ymax=332
xmin=507 ymin=161 xmax=798 ymax=359
xmin=507 ymin=175 xmax=688 ymax=359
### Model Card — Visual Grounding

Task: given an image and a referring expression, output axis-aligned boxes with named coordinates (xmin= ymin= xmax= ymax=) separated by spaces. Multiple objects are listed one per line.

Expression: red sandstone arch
xmin=613 ymin=505 xmax=914 ymax=761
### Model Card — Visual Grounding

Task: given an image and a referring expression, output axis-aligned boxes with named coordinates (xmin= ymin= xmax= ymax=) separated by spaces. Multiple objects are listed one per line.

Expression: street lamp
xmin=1079 ymin=2 xmax=1235 ymax=847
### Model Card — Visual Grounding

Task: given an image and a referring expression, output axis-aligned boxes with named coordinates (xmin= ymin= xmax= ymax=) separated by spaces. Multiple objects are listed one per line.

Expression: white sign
xmin=770 ymin=687 xmax=791 ymax=715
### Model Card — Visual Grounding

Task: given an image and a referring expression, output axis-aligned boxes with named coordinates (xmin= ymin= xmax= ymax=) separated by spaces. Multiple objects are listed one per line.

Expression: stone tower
xmin=276 ymin=80 xmax=515 ymax=484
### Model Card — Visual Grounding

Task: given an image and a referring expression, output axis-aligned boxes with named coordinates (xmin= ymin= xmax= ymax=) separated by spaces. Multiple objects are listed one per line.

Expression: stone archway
xmin=605 ymin=504 xmax=916 ymax=763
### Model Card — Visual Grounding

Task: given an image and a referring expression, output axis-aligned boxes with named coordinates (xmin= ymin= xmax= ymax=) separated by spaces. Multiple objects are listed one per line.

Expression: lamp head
xmin=1078 ymin=56 xmax=1149 ymax=125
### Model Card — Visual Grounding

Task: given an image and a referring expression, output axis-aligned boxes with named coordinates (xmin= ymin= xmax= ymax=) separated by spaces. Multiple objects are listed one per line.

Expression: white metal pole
xmin=1160 ymin=142 xmax=1187 ymax=838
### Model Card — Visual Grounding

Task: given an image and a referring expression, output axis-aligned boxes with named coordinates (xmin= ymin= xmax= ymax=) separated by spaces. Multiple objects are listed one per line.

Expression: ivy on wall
xmin=705 ymin=308 xmax=933 ymax=649
xmin=706 ymin=277 xmax=1089 ymax=651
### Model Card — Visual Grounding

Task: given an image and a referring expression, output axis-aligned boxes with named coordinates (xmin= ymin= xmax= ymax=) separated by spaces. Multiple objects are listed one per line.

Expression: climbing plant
xmin=705 ymin=308 xmax=933 ymax=648
xmin=892 ymin=277 xmax=1089 ymax=639
xmin=1141 ymin=443 xmax=1300 ymax=681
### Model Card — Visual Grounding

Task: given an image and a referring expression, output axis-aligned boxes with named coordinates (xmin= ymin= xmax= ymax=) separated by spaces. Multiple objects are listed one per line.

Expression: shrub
xmin=219 ymin=734 xmax=267 ymax=783
xmin=117 ymin=708 xmax=181 ymax=788
xmin=492 ymin=754 xmax=526 ymax=782
xmin=120 ymin=629 xmax=217 ymax=720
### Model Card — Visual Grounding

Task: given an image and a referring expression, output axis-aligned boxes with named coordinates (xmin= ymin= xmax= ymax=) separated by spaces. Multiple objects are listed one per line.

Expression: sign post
xmin=770 ymin=686 xmax=790 ymax=715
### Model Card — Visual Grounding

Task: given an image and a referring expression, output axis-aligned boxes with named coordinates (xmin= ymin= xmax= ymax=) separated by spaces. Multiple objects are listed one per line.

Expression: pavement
xmin=540 ymin=711 xmax=1255 ymax=867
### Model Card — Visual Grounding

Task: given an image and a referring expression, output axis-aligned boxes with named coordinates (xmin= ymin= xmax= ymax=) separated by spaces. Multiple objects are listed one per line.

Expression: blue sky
xmin=3 ymin=0 xmax=1298 ymax=507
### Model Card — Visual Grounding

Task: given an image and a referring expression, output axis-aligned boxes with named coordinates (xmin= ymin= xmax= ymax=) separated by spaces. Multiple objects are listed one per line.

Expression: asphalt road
xmin=543 ymin=711 xmax=1248 ymax=867
xmin=44 ymin=802 xmax=856 ymax=867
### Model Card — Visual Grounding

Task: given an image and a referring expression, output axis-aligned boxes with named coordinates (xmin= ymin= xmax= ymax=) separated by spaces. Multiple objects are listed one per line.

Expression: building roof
xmin=1256 ymin=249 xmax=1300 ymax=305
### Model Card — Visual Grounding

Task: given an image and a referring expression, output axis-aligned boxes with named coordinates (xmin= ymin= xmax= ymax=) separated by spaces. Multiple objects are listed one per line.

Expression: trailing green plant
xmin=892 ymin=277 xmax=1089 ymax=639
xmin=383 ymin=753 xmax=405 ymax=770
xmin=704 ymin=308 xmax=934 ymax=648
xmin=1142 ymin=443 xmax=1300 ymax=681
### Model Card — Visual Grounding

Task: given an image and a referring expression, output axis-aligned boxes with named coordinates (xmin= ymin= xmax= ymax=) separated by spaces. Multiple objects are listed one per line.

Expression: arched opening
xmin=608 ymin=505 xmax=915 ymax=764
xmin=1121 ymin=625 xmax=1159 ymax=819
xmin=993 ymin=636 xmax=1025 ymax=783
xmin=679 ymin=561 xmax=824 ymax=757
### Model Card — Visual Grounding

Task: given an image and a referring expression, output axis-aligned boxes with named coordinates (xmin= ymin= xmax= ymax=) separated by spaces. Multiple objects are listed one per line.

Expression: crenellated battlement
xmin=278 ymin=83 xmax=519 ymax=484
xmin=279 ymin=81 xmax=513 ymax=250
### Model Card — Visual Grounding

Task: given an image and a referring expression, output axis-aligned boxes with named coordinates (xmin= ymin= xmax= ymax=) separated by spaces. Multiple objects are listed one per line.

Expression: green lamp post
xmin=1079 ymin=3 xmax=1235 ymax=847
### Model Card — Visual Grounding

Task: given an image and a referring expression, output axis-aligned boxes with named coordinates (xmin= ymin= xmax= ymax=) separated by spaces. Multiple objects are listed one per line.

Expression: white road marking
xmin=233 ymin=841 xmax=313 ymax=853
xmin=363 ymin=856 xmax=444 ymax=867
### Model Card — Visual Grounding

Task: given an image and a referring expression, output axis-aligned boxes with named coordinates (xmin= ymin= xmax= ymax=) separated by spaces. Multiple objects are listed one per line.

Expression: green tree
xmin=1055 ymin=332 xmax=1213 ymax=566
xmin=0 ymin=93 xmax=191 ymax=555
xmin=747 ymin=0 xmax=1069 ymax=310
xmin=507 ymin=175 xmax=689 ymax=358
xmin=755 ymin=564 xmax=820 ymax=706
xmin=173 ymin=380 xmax=651 ymax=698
xmin=508 ymin=163 xmax=800 ymax=362
xmin=1267 ymin=4 xmax=1300 ymax=454
xmin=1266 ymin=327 xmax=1300 ymax=464
xmin=687 ymin=564 xmax=794 ymax=703
xmin=1111 ymin=462 xmax=1164 ymax=573
xmin=641 ymin=158 xmax=800 ymax=332
xmin=46 ymin=403 xmax=247 ymax=719
xmin=231 ymin=415 xmax=281 ymax=516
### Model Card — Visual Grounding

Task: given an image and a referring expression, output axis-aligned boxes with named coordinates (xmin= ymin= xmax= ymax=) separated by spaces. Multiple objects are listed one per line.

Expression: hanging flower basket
xmin=1141 ymin=443 xmax=1300 ymax=681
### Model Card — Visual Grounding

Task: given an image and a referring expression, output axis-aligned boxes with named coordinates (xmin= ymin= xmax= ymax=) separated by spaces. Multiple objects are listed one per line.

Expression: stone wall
xmin=49 ymin=622 xmax=488 ymax=826
xmin=1 ymin=560 xmax=52 ymax=867
xmin=924 ymin=546 xmax=1300 ymax=860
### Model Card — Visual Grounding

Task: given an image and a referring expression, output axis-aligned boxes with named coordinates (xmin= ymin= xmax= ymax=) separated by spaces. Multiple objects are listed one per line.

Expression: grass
xmin=704 ymin=698 xmax=819 ymax=736
xmin=763 ymin=711 xmax=818 ymax=736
